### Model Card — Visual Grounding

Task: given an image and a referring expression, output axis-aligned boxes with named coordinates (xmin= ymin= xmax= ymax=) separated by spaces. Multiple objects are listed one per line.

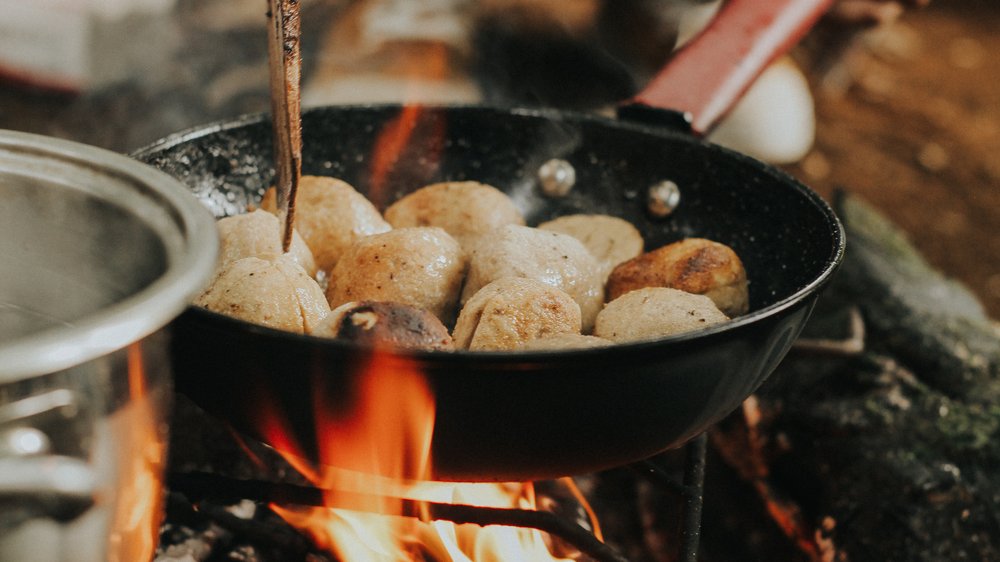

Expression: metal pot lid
xmin=0 ymin=130 xmax=218 ymax=383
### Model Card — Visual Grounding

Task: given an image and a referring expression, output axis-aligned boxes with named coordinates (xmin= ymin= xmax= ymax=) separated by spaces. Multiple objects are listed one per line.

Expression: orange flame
xmin=367 ymin=43 xmax=449 ymax=206
xmin=259 ymin=348 xmax=582 ymax=561
xmin=106 ymin=343 xmax=168 ymax=562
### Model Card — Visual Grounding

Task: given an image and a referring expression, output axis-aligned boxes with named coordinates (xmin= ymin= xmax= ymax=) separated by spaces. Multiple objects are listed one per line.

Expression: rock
xmin=707 ymin=58 xmax=817 ymax=165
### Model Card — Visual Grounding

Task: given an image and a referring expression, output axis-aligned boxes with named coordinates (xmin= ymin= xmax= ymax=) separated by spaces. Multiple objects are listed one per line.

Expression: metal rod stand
xmin=167 ymin=434 xmax=710 ymax=562
xmin=680 ymin=433 xmax=707 ymax=562
xmin=628 ymin=432 xmax=708 ymax=562
xmin=168 ymin=471 xmax=628 ymax=562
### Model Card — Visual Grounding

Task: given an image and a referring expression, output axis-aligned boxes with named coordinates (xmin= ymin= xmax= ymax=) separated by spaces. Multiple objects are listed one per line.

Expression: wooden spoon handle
xmin=266 ymin=0 xmax=302 ymax=252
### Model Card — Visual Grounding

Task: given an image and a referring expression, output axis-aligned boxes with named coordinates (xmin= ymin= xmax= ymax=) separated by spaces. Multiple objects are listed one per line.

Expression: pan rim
xmin=133 ymin=103 xmax=845 ymax=366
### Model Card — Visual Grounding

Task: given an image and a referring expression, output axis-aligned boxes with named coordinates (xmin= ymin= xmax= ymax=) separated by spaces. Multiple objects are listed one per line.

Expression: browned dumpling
xmin=325 ymin=227 xmax=466 ymax=323
xmin=261 ymin=175 xmax=391 ymax=272
xmin=216 ymin=210 xmax=316 ymax=276
xmin=537 ymin=214 xmax=644 ymax=279
xmin=196 ymin=255 xmax=330 ymax=333
xmin=312 ymin=301 xmax=454 ymax=351
xmin=461 ymin=225 xmax=603 ymax=332
xmin=383 ymin=181 xmax=525 ymax=252
xmin=606 ymin=238 xmax=749 ymax=317
xmin=517 ymin=333 xmax=613 ymax=351
xmin=594 ymin=287 xmax=728 ymax=343
xmin=453 ymin=277 xmax=581 ymax=351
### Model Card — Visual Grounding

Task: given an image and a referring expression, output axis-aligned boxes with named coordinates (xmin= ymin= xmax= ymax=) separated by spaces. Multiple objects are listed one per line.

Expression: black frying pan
xmin=134 ymin=0 xmax=843 ymax=482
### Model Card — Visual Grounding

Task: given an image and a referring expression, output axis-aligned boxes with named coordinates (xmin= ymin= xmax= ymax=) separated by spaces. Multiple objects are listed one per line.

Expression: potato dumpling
xmin=216 ymin=210 xmax=316 ymax=276
xmin=462 ymin=225 xmax=603 ymax=332
xmin=384 ymin=181 xmax=525 ymax=252
xmin=606 ymin=238 xmax=749 ymax=317
xmin=453 ymin=277 xmax=581 ymax=351
xmin=261 ymin=175 xmax=391 ymax=272
xmin=196 ymin=255 xmax=330 ymax=333
xmin=537 ymin=214 xmax=644 ymax=279
xmin=594 ymin=287 xmax=728 ymax=343
xmin=326 ymin=227 xmax=466 ymax=323
xmin=312 ymin=301 xmax=454 ymax=351
xmin=517 ymin=333 xmax=613 ymax=351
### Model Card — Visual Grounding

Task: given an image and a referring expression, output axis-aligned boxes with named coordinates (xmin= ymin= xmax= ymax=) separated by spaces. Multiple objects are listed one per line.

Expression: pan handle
xmin=620 ymin=0 xmax=836 ymax=136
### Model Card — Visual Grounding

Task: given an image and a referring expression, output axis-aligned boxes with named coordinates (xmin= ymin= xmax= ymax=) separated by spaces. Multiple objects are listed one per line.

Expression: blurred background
xmin=0 ymin=0 xmax=996 ymax=318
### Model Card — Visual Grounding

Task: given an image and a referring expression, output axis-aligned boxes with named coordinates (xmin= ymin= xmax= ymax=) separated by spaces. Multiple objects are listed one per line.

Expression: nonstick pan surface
xmin=135 ymin=104 xmax=843 ymax=481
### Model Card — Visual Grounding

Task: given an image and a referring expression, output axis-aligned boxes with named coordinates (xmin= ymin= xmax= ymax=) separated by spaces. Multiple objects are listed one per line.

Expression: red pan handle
xmin=622 ymin=0 xmax=836 ymax=136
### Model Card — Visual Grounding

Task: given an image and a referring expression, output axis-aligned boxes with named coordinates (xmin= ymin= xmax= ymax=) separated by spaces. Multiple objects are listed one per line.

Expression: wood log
xmin=702 ymin=192 xmax=1000 ymax=562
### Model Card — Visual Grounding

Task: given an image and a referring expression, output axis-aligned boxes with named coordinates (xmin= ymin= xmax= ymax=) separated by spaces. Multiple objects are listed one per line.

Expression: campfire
xmin=162 ymin=346 xmax=635 ymax=562
xmin=258 ymin=352 xmax=575 ymax=562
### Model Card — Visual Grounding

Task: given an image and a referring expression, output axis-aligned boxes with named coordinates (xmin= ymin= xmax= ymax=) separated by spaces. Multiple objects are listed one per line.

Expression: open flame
xmin=366 ymin=43 xmax=449 ymax=207
xmin=258 ymin=350 xmax=585 ymax=561
xmin=106 ymin=343 xmax=168 ymax=561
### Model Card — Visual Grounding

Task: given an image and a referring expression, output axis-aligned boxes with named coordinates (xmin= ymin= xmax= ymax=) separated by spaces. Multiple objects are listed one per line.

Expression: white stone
xmin=708 ymin=57 xmax=817 ymax=165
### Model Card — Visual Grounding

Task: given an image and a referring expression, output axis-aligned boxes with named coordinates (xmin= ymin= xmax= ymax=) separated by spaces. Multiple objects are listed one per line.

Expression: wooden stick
xmin=791 ymin=306 xmax=866 ymax=356
xmin=266 ymin=0 xmax=302 ymax=252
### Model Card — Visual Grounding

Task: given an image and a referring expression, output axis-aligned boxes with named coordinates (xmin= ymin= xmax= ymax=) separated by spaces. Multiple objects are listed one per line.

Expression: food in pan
xmin=200 ymin=174 xmax=751 ymax=349
xmin=196 ymin=255 xmax=330 ymax=333
xmin=261 ymin=175 xmax=391 ymax=272
xmin=537 ymin=213 xmax=644 ymax=280
xmin=313 ymin=301 xmax=454 ymax=351
xmin=452 ymin=277 xmax=582 ymax=351
xmin=383 ymin=181 xmax=525 ymax=252
xmin=216 ymin=210 xmax=317 ymax=276
xmin=461 ymin=224 xmax=604 ymax=332
xmin=325 ymin=227 xmax=466 ymax=324
xmin=594 ymin=287 xmax=728 ymax=343
xmin=606 ymin=238 xmax=749 ymax=317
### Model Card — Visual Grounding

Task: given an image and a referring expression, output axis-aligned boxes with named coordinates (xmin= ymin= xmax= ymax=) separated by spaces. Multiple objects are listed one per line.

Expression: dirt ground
xmin=785 ymin=0 xmax=1000 ymax=318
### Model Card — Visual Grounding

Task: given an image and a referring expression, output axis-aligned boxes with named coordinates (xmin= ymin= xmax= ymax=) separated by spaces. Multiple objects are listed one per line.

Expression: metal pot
xmin=0 ymin=131 xmax=218 ymax=562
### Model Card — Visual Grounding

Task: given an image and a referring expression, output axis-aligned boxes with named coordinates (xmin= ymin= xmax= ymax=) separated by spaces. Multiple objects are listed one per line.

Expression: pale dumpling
xmin=196 ymin=255 xmax=330 ymax=333
xmin=462 ymin=225 xmax=603 ymax=331
xmin=261 ymin=175 xmax=391 ymax=272
xmin=216 ymin=210 xmax=316 ymax=276
xmin=594 ymin=287 xmax=728 ymax=343
xmin=453 ymin=277 xmax=581 ymax=351
xmin=537 ymin=214 xmax=644 ymax=279
xmin=325 ymin=227 xmax=466 ymax=323
xmin=384 ymin=181 xmax=525 ymax=252
xmin=271 ymin=255 xmax=332 ymax=333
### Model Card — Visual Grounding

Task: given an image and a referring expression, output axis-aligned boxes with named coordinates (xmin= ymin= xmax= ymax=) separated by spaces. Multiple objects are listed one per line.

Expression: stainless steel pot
xmin=0 ymin=130 xmax=218 ymax=562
